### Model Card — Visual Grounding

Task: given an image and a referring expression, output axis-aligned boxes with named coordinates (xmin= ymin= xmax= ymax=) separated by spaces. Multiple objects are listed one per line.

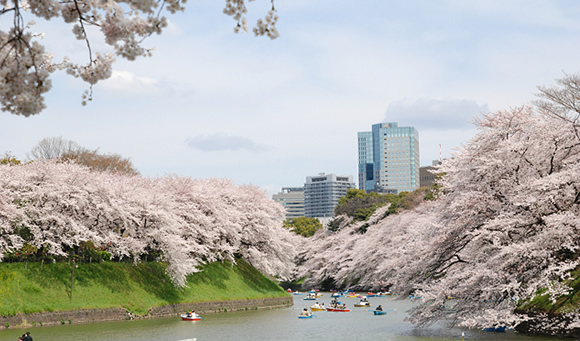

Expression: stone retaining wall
xmin=0 ymin=296 xmax=292 ymax=329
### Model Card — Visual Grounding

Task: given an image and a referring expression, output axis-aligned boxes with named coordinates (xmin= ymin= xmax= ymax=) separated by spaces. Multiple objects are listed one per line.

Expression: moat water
xmin=0 ymin=294 xmax=558 ymax=341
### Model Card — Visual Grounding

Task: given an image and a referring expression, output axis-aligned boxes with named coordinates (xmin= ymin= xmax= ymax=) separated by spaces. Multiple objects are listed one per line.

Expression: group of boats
xmin=297 ymin=291 xmax=390 ymax=318
xmin=330 ymin=290 xmax=390 ymax=298
xmin=302 ymin=290 xmax=324 ymax=300
xmin=179 ymin=289 xmax=391 ymax=320
xmin=181 ymin=290 xmax=507 ymax=332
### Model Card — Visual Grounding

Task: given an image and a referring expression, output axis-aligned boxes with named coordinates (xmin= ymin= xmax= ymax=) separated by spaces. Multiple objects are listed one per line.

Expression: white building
xmin=272 ymin=187 xmax=305 ymax=221
xmin=304 ymin=173 xmax=355 ymax=219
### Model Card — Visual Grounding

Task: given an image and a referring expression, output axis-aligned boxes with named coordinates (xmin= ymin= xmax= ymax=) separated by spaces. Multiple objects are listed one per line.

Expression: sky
xmin=2 ymin=0 xmax=580 ymax=195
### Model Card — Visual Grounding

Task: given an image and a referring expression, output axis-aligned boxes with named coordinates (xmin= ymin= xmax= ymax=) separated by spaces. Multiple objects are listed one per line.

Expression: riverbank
xmin=0 ymin=258 xmax=291 ymax=329
xmin=0 ymin=297 xmax=292 ymax=329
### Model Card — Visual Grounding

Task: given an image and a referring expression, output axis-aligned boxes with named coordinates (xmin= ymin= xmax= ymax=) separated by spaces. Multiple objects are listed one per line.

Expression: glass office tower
xmin=358 ymin=122 xmax=420 ymax=194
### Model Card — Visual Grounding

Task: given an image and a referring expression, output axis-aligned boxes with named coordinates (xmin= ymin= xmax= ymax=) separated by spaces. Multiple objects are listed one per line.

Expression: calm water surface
xmin=0 ymin=294 xmax=558 ymax=341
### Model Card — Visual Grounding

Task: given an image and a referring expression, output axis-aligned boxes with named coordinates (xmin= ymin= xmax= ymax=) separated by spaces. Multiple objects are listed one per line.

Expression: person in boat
xmin=300 ymin=308 xmax=310 ymax=316
xmin=376 ymin=305 xmax=383 ymax=311
xmin=187 ymin=309 xmax=197 ymax=318
xmin=313 ymin=302 xmax=321 ymax=309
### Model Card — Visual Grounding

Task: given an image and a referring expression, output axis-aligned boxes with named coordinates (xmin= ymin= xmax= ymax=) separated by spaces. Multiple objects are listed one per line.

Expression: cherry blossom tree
xmin=0 ymin=159 xmax=296 ymax=287
xmin=1 ymin=0 xmax=279 ymax=117
xmin=397 ymin=106 xmax=580 ymax=328
xmin=299 ymin=74 xmax=580 ymax=335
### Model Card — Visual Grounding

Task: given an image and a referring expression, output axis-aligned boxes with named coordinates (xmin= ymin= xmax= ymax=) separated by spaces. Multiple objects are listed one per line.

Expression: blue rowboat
xmin=298 ymin=314 xmax=313 ymax=319
xmin=373 ymin=310 xmax=386 ymax=315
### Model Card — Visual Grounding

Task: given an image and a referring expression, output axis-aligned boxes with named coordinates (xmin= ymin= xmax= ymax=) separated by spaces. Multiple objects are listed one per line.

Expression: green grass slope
xmin=517 ymin=268 xmax=580 ymax=316
xmin=0 ymin=259 xmax=289 ymax=316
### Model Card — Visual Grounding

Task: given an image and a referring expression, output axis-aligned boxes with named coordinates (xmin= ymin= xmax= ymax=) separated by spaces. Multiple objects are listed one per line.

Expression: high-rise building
xmin=357 ymin=131 xmax=374 ymax=192
xmin=272 ymin=187 xmax=305 ymax=221
xmin=304 ymin=173 xmax=355 ymax=219
xmin=358 ymin=122 xmax=420 ymax=194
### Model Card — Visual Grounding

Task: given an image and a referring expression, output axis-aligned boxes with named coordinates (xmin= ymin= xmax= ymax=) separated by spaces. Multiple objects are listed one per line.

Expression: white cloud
xmin=97 ymin=70 xmax=194 ymax=98
xmin=384 ymin=98 xmax=489 ymax=131
xmin=99 ymin=70 xmax=162 ymax=96
xmin=185 ymin=133 xmax=273 ymax=152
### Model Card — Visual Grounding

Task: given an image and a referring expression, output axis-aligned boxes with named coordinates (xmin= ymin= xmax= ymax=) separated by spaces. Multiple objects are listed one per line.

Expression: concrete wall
xmin=0 ymin=296 xmax=292 ymax=329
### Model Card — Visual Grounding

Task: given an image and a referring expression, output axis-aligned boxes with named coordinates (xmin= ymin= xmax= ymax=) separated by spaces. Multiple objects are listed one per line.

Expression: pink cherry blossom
xmin=299 ymin=83 xmax=580 ymax=334
xmin=0 ymin=0 xmax=278 ymax=116
xmin=0 ymin=160 xmax=297 ymax=287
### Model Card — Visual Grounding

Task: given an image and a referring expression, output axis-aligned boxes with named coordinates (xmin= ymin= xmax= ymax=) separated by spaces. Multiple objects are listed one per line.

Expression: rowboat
xmin=373 ymin=310 xmax=386 ymax=315
xmin=326 ymin=307 xmax=350 ymax=312
xmin=180 ymin=314 xmax=202 ymax=321
xmin=354 ymin=302 xmax=371 ymax=307
xmin=298 ymin=314 xmax=313 ymax=319
xmin=310 ymin=306 xmax=325 ymax=311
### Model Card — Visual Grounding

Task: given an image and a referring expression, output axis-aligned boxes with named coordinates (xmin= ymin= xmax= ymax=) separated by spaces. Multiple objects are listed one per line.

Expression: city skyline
xmin=2 ymin=1 xmax=580 ymax=195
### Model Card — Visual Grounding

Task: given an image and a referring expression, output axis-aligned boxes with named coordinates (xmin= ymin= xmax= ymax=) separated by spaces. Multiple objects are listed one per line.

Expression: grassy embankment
xmin=518 ymin=268 xmax=580 ymax=315
xmin=0 ymin=258 xmax=289 ymax=316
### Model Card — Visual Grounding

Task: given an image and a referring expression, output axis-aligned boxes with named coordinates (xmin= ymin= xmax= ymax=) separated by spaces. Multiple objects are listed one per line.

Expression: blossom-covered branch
xmin=0 ymin=0 xmax=278 ymax=117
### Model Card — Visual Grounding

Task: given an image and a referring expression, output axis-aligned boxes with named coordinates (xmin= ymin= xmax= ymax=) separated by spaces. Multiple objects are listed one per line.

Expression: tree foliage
xmin=334 ymin=187 xmax=433 ymax=223
xmin=0 ymin=152 xmax=21 ymax=165
xmin=297 ymin=73 xmax=580 ymax=335
xmin=283 ymin=217 xmax=322 ymax=237
xmin=61 ymin=149 xmax=139 ymax=176
xmin=0 ymin=160 xmax=298 ymax=287
xmin=334 ymin=188 xmax=399 ymax=221
xmin=27 ymin=136 xmax=139 ymax=176
xmin=1 ymin=0 xmax=279 ymax=117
